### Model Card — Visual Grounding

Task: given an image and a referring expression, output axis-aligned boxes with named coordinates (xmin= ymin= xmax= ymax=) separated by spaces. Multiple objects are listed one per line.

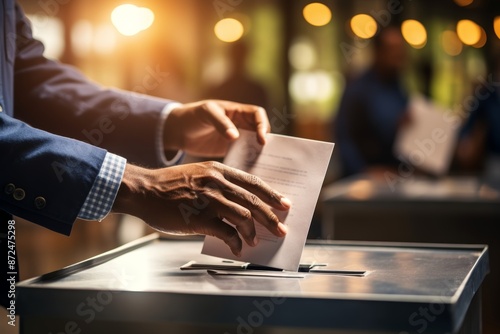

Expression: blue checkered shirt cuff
xmin=78 ymin=153 xmax=127 ymax=221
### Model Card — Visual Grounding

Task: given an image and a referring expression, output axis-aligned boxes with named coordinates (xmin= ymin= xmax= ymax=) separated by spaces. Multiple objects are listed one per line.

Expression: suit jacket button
xmin=5 ymin=183 xmax=15 ymax=195
xmin=13 ymin=188 xmax=26 ymax=201
xmin=34 ymin=197 xmax=46 ymax=210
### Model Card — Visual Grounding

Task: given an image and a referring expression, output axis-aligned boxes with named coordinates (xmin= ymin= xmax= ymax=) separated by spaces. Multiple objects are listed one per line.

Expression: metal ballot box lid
xmin=16 ymin=234 xmax=489 ymax=334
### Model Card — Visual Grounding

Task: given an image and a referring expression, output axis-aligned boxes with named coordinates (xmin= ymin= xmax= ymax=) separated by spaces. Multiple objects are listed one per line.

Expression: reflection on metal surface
xmin=478 ymin=184 xmax=500 ymax=200
xmin=16 ymin=237 xmax=489 ymax=333
xmin=347 ymin=180 xmax=374 ymax=200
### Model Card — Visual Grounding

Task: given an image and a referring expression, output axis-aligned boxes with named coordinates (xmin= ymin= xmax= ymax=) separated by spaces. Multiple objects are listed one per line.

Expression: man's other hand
xmin=163 ymin=100 xmax=270 ymax=157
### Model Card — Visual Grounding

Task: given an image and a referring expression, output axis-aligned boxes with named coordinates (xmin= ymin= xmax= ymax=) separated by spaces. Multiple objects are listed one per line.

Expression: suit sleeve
xmin=0 ymin=112 xmax=106 ymax=235
xmin=12 ymin=3 xmax=172 ymax=168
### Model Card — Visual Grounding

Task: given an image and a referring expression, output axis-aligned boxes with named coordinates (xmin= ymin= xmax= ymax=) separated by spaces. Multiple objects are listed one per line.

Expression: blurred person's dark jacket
xmin=333 ymin=25 xmax=410 ymax=178
xmin=334 ymin=68 xmax=409 ymax=177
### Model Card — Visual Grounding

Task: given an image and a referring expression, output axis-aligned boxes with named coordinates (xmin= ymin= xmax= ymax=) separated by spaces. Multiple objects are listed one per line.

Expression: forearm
xmin=12 ymin=2 xmax=172 ymax=168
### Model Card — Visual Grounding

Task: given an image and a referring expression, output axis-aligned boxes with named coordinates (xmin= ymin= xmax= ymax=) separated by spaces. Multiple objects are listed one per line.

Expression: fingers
xmin=222 ymin=166 xmax=291 ymax=211
xmin=200 ymin=218 xmax=243 ymax=256
xmin=235 ymin=104 xmax=270 ymax=145
xmin=229 ymin=102 xmax=270 ymax=145
xmin=221 ymin=185 xmax=288 ymax=238
xmin=207 ymin=192 xmax=258 ymax=247
xmin=200 ymin=100 xmax=271 ymax=144
xmin=253 ymin=106 xmax=271 ymax=145
xmin=201 ymin=178 xmax=284 ymax=241
xmin=203 ymin=165 xmax=290 ymax=238
xmin=200 ymin=101 xmax=240 ymax=141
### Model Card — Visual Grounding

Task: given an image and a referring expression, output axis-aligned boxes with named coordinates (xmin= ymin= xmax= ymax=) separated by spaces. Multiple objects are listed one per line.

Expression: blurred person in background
xmin=203 ymin=39 xmax=270 ymax=115
xmin=456 ymin=57 xmax=500 ymax=183
xmin=332 ymin=24 xmax=411 ymax=178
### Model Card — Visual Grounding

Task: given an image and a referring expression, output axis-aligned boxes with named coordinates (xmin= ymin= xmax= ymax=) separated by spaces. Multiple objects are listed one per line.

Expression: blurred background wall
xmin=16 ymin=0 xmax=500 ymax=179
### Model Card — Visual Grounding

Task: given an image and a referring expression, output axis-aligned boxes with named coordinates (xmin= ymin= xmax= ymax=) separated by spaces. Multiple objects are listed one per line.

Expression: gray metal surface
xmin=16 ymin=235 xmax=489 ymax=333
xmin=320 ymin=174 xmax=499 ymax=334
xmin=321 ymin=175 xmax=500 ymax=206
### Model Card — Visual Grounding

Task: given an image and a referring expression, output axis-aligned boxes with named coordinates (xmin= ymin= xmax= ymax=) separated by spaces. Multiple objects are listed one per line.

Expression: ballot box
xmin=16 ymin=234 xmax=489 ymax=334
xmin=320 ymin=174 xmax=500 ymax=333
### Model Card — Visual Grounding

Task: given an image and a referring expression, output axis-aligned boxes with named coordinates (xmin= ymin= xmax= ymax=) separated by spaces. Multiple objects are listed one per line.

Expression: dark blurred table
xmin=320 ymin=174 xmax=500 ymax=334
xmin=16 ymin=234 xmax=488 ymax=334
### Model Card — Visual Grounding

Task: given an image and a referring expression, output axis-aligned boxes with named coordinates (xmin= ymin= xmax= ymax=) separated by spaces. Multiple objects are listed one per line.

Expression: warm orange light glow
xmin=303 ymin=3 xmax=332 ymax=27
xmin=111 ymin=4 xmax=154 ymax=36
xmin=456 ymin=19 xmax=481 ymax=45
xmin=350 ymin=14 xmax=377 ymax=39
xmin=401 ymin=19 xmax=427 ymax=49
xmin=472 ymin=26 xmax=487 ymax=48
xmin=442 ymin=30 xmax=463 ymax=56
xmin=348 ymin=180 xmax=374 ymax=200
xmin=214 ymin=18 xmax=244 ymax=43
xmin=494 ymin=17 xmax=500 ymax=39
xmin=454 ymin=0 xmax=474 ymax=6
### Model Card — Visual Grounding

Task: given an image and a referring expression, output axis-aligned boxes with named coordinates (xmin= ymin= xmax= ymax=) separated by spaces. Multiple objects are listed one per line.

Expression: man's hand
xmin=112 ymin=161 xmax=291 ymax=256
xmin=163 ymin=100 xmax=270 ymax=157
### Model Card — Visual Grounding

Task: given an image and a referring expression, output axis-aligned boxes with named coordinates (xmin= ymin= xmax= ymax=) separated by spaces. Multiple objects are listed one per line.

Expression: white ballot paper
xmin=201 ymin=129 xmax=334 ymax=271
xmin=394 ymin=94 xmax=461 ymax=176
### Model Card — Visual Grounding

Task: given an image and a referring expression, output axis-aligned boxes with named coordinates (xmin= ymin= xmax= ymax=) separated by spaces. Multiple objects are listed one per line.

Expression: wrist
xmin=163 ymin=105 xmax=183 ymax=152
xmin=112 ymin=164 xmax=153 ymax=216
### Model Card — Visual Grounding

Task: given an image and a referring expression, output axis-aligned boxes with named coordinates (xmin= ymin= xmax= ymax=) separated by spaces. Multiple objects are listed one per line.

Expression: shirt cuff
xmin=78 ymin=153 xmax=127 ymax=221
xmin=157 ymin=102 xmax=185 ymax=166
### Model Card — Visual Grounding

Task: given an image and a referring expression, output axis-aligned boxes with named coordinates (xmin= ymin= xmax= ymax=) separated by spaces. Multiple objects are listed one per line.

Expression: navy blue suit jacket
xmin=0 ymin=0 xmax=172 ymax=235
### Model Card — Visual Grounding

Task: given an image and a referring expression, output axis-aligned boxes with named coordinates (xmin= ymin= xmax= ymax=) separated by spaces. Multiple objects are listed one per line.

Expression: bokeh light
xmin=111 ymin=4 xmax=154 ymax=36
xmin=456 ymin=19 xmax=481 ymax=45
xmin=214 ymin=18 xmax=244 ymax=43
xmin=289 ymin=38 xmax=317 ymax=70
xmin=93 ymin=24 xmax=117 ymax=55
xmin=401 ymin=19 xmax=427 ymax=49
xmin=303 ymin=3 xmax=332 ymax=27
xmin=472 ymin=26 xmax=487 ymax=48
xmin=454 ymin=0 xmax=474 ymax=6
xmin=290 ymin=71 xmax=334 ymax=102
xmin=441 ymin=30 xmax=463 ymax=56
xmin=350 ymin=14 xmax=377 ymax=39
xmin=71 ymin=20 xmax=93 ymax=58
xmin=494 ymin=16 xmax=500 ymax=39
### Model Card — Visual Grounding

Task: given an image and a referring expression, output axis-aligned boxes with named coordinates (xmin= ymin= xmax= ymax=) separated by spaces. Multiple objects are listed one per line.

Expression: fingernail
xmin=258 ymin=128 xmax=267 ymax=145
xmin=253 ymin=236 xmax=259 ymax=246
xmin=226 ymin=128 xmax=239 ymax=139
xmin=280 ymin=197 xmax=292 ymax=208
xmin=278 ymin=223 xmax=288 ymax=236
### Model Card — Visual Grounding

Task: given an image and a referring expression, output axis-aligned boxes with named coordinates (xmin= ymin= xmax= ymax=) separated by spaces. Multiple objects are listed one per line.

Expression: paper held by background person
xmin=201 ymin=129 xmax=335 ymax=271
xmin=393 ymin=94 xmax=461 ymax=176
